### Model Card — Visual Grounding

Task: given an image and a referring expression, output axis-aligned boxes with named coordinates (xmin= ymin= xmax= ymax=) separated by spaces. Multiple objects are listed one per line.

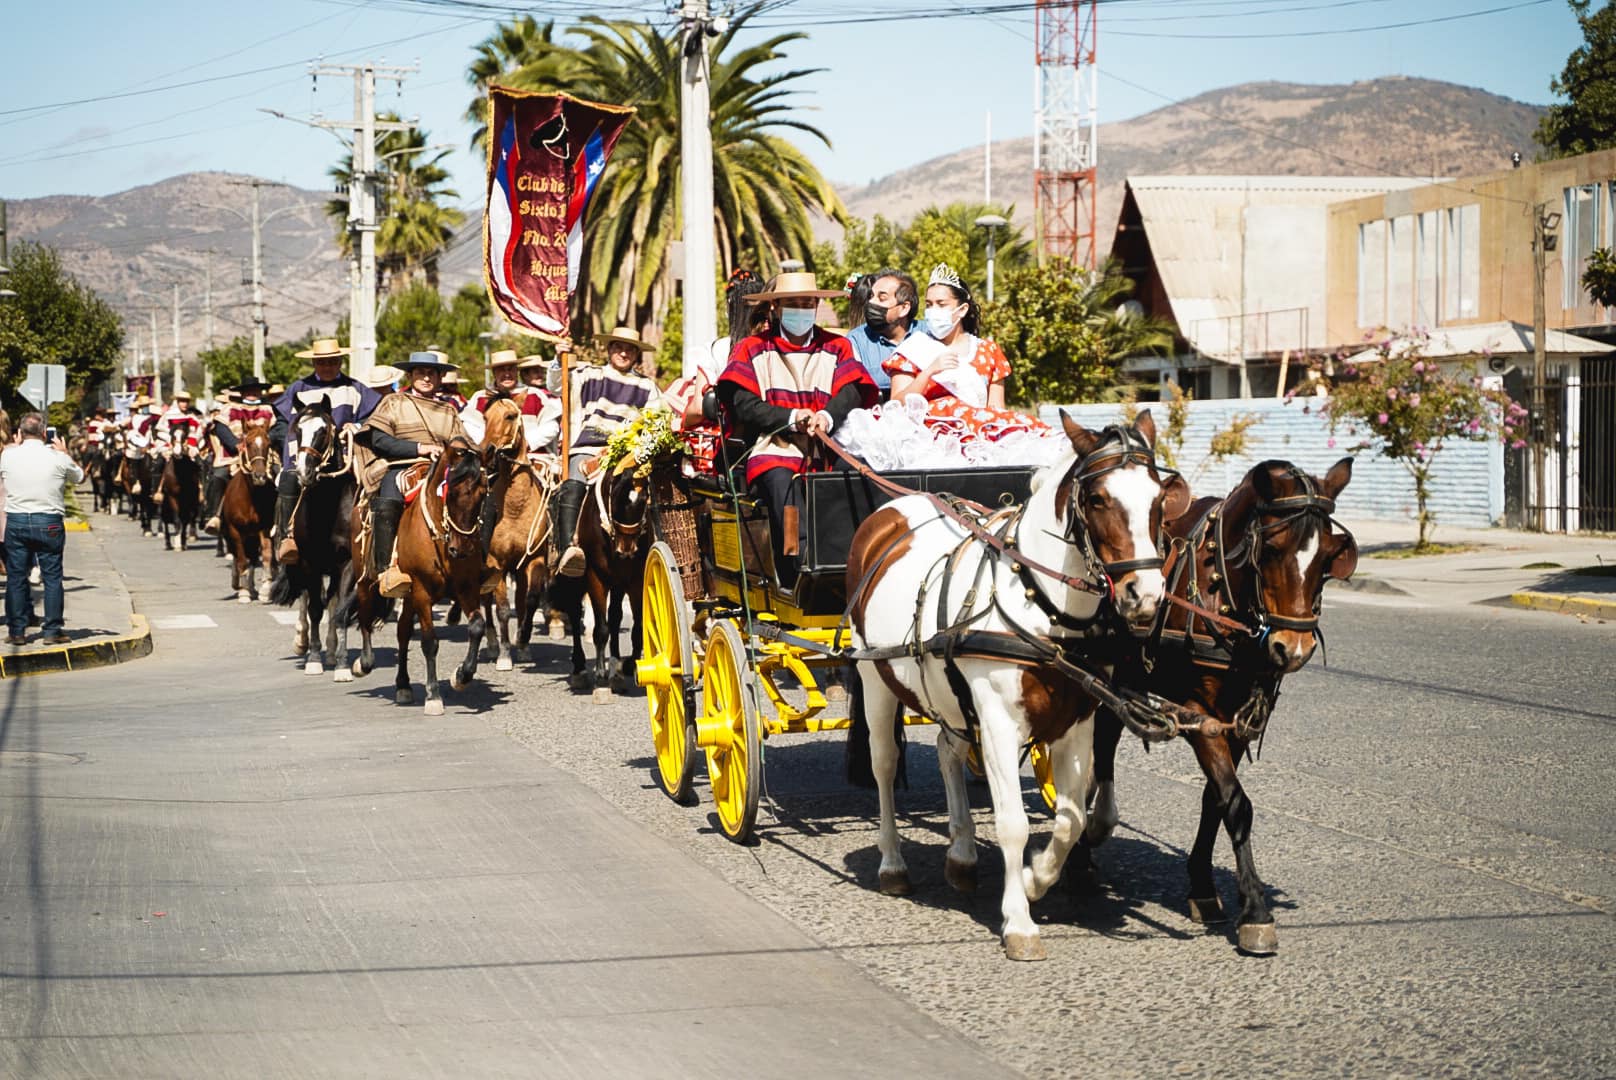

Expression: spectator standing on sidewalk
xmin=0 ymin=413 xmax=83 ymax=645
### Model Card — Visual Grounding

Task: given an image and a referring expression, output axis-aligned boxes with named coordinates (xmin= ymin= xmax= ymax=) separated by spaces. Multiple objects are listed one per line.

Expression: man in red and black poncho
xmin=717 ymin=271 xmax=877 ymax=586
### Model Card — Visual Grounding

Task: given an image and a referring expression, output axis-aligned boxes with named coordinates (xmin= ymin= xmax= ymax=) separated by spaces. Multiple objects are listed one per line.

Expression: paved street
xmin=4 ymin=505 xmax=1615 ymax=1078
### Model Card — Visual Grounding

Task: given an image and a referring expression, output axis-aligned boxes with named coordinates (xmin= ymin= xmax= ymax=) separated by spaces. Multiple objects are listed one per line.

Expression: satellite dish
xmin=1116 ymin=300 xmax=1144 ymax=323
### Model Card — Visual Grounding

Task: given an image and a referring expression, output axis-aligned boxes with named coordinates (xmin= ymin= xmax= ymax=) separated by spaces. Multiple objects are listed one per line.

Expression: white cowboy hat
xmin=295 ymin=337 xmax=351 ymax=360
xmin=595 ymin=326 xmax=656 ymax=352
xmin=516 ymin=353 xmax=550 ymax=371
xmin=132 ymin=394 xmax=153 ymax=408
xmin=744 ymin=271 xmax=842 ymax=303
xmin=488 ymin=348 xmax=520 ymax=368
xmin=363 ymin=364 xmax=403 ymax=389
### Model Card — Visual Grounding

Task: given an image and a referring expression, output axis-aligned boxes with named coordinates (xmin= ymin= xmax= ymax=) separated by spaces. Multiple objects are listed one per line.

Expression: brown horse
xmin=552 ymin=462 xmax=654 ymax=692
xmin=1081 ymin=458 xmax=1357 ymax=956
xmin=477 ymin=396 xmax=556 ymax=672
xmin=220 ymin=421 xmax=278 ymax=604
xmin=390 ymin=437 xmax=489 ymax=715
xmin=158 ymin=445 xmax=202 ymax=551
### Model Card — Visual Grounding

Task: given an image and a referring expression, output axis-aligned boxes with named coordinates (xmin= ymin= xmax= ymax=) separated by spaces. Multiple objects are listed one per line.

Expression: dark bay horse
xmin=553 ymin=462 xmax=653 ymax=693
xmin=389 ymin=437 xmax=489 ymax=715
xmin=1081 ymin=458 xmax=1357 ymax=956
xmin=268 ymin=399 xmax=357 ymax=678
xmin=119 ymin=451 xmax=161 ymax=536
xmin=158 ymin=447 xmax=201 ymax=551
xmin=89 ymin=438 xmax=122 ymax=514
xmin=478 ymin=396 xmax=555 ymax=672
xmin=220 ymin=421 xmax=278 ymax=604
xmin=845 ymin=413 xmax=1189 ymax=961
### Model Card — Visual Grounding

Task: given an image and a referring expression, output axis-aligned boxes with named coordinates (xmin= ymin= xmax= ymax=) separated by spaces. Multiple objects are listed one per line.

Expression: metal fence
xmin=1510 ymin=357 xmax=1616 ymax=533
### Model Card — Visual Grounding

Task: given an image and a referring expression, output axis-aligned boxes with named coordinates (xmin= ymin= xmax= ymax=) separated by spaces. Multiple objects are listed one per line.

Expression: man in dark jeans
xmin=0 ymin=413 xmax=84 ymax=645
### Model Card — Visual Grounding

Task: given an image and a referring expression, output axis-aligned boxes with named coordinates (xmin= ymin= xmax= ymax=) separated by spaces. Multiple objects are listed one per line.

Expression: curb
xmin=1510 ymin=592 xmax=1616 ymax=621
xmin=0 ymin=613 xmax=153 ymax=678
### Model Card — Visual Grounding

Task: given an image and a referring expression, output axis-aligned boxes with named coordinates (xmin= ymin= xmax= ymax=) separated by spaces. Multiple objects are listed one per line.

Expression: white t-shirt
xmin=1 ymin=440 xmax=85 ymax=515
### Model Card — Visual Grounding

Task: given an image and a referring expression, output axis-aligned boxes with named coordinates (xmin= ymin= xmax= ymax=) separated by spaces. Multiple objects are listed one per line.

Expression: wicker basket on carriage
xmin=649 ymin=471 xmax=705 ymax=600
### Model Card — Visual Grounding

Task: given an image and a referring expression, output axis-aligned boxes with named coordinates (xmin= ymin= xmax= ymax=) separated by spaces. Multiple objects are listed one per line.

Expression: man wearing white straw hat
xmin=270 ymin=337 xmax=381 ymax=564
xmin=546 ymin=327 xmax=662 ymax=576
xmin=459 ymin=348 xmax=554 ymax=454
xmin=716 ymin=271 xmax=877 ymax=586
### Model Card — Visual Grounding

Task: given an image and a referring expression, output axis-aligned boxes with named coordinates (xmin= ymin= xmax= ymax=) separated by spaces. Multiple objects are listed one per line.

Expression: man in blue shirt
xmin=841 ymin=268 xmax=925 ymax=398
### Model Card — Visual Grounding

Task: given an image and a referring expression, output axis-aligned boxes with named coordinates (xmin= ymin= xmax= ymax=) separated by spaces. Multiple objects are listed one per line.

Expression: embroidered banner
xmin=484 ymin=88 xmax=635 ymax=340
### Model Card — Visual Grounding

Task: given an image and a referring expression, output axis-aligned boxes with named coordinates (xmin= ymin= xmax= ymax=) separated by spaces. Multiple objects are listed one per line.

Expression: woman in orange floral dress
xmin=883 ymin=263 xmax=1047 ymax=442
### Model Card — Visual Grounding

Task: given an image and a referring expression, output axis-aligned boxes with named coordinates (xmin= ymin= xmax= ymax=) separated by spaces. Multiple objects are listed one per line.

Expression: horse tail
xmin=268 ymin=564 xmax=298 ymax=607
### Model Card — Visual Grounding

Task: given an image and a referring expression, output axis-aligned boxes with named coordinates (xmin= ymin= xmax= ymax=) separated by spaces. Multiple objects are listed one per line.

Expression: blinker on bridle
xmin=1063 ymin=425 xmax=1181 ymax=582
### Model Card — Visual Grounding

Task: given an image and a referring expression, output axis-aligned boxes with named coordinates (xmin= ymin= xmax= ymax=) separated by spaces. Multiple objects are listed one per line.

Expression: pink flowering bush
xmin=1322 ymin=334 xmax=1521 ymax=551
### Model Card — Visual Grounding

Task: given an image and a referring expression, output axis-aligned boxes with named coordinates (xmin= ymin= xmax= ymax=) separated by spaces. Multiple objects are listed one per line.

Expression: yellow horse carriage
xmin=636 ymin=460 xmax=1057 ymax=842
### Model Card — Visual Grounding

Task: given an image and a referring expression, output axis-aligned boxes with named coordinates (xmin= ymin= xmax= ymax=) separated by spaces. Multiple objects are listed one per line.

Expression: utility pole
xmin=171 ymin=282 xmax=185 ymax=396
xmin=149 ymin=308 xmax=163 ymax=403
xmin=1531 ymin=203 xmax=1549 ymax=533
xmin=202 ymin=257 xmax=215 ymax=402
xmin=679 ymin=1 xmax=719 ymax=379
xmin=214 ymin=179 xmax=293 ymax=382
xmin=306 ymin=61 xmax=417 ymax=384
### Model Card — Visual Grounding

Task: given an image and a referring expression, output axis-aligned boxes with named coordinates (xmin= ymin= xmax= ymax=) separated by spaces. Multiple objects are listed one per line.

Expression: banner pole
xmin=559 ymin=345 xmax=572 ymax=464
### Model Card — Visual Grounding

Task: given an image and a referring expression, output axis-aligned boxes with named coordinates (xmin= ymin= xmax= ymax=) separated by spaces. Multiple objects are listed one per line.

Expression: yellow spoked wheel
xmin=1029 ymin=742 xmax=1058 ymax=812
xmin=696 ymin=619 xmax=762 ymax=843
xmin=637 ymin=541 xmax=699 ymax=804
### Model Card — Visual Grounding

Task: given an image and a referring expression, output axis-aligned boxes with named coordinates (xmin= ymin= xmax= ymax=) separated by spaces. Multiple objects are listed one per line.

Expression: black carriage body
xmin=688 ymin=467 xmax=1035 ymax=621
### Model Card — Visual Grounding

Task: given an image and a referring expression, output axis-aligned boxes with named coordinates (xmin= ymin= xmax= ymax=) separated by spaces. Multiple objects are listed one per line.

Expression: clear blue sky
xmin=0 ymin=0 xmax=1584 ymax=208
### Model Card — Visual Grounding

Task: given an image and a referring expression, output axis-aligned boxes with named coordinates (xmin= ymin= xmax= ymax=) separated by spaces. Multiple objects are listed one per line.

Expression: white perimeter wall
xmin=1038 ymin=396 xmax=1504 ymax=527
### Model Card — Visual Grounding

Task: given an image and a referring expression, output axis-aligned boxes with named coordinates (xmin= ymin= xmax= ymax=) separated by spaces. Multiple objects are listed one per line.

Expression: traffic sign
xmin=19 ymin=363 xmax=67 ymax=410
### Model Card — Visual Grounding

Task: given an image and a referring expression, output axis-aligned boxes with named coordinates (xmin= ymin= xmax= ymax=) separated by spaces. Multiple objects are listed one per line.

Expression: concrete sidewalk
xmin=1331 ymin=517 xmax=1616 ymax=618
xmin=0 ymin=491 xmax=151 ymax=677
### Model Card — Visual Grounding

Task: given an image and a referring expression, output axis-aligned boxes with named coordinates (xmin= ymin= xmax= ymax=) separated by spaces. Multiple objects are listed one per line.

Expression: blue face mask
xmin=925 ymin=305 xmax=961 ymax=338
xmin=779 ymin=307 xmax=817 ymax=337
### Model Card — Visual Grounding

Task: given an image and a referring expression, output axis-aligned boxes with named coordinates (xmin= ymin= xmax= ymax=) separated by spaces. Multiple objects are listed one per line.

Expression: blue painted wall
xmin=1038 ymin=397 xmax=1504 ymax=527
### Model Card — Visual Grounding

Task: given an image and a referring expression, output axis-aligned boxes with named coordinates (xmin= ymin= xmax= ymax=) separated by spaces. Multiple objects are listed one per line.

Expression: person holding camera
xmin=0 ymin=413 xmax=84 ymax=645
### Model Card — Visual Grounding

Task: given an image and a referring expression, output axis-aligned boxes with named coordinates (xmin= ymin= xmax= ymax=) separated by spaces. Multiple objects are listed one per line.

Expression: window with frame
xmin=1564 ymin=183 xmax=1604 ymax=308
xmin=1358 ymin=219 xmax=1387 ymax=328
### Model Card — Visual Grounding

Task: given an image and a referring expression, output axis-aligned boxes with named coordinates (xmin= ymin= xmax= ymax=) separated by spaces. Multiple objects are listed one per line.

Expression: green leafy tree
xmin=898 ymin=203 xmax=1032 ymax=292
xmin=1536 ymin=1 xmax=1616 ymax=158
xmin=983 ymin=259 xmax=1175 ymax=407
xmin=327 ymin=118 xmax=466 ymax=290
xmin=899 ymin=214 xmax=971 ymax=295
xmin=1321 ymin=336 xmax=1524 ymax=551
xmin=467 ymin=4 xmax=846 ymax=337
xmin=197 ymin=331 xmax=323 ymax=391
xmin=368 ymin=282 xmax=498 ymax=393
xmin=0 ymin=243 xmax=124 ymax=413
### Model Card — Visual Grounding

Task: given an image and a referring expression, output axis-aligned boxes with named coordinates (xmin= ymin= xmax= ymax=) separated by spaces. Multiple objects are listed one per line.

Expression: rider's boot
xmin=552 ymin=479 xmax=587 ymax=578
xmin=203 ymin=470 xmax=226 ymax=532
xmin=372 ymin=500 xmax=411 ymax=599
xmin=274 ymin=491 xmax=300 ymax=565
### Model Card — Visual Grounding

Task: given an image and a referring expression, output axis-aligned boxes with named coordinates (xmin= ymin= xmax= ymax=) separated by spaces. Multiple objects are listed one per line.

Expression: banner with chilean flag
xmin=484 ymin=88 xmax=634 ymax=340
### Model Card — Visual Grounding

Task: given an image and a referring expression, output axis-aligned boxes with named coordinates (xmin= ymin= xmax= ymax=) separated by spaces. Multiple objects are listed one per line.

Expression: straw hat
xmin=295 ymin=337 xmax=351 ymax=360
xmin=132 ymin=394 xmax=153 ymax=408
xmin=173 ymin=389 xmax=193 ymax=401
xmin=516 ymin=353 xmax=550 ymax=371
xmin=488 ymin=348 xmax=520 ymax=368
xmin=744 ymin=271 xmax=841 ymax=303
xmin=269 ymin=384 xmax=286 ymax=396
xmin=595 ymin=326 xmax=655 ymax=352
xmin=441 ymin=370 xmax=462 ymax=385
xmin=363 ymin=365 xmax=402 ymax=389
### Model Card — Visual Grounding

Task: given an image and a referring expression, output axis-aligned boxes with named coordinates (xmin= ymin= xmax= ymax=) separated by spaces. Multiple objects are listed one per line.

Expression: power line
xmin=1107 ymin=0 xmax=1552 ymax=36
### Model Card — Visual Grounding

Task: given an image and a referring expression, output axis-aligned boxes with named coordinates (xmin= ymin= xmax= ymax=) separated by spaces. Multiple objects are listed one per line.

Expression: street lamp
xmin=478 ymin=329 xmax=495 ymax=388
xmin=974 ymin=214 xmax=1007 ymax=302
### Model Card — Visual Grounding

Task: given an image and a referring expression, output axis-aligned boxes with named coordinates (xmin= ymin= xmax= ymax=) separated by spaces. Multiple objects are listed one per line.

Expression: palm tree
xmin=466 ymin=4 xmax=846 ymax=334
xmin=463 ymin=17 xmax=576 ymax=151
xmin=326 ymin=119 xmax=466 ymax=290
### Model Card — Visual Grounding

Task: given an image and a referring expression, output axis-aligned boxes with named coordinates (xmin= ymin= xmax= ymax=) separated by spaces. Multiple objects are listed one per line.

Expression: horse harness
xmin=836 ymin=426 xmax=1201 ymax=749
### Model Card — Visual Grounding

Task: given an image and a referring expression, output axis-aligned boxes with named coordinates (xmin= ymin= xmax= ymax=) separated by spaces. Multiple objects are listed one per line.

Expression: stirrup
xmin=276 ymin=538 xmax=299 ymax=565
xmin=204 ymin=516 xmax=220 ymax=531
xmin=558 ymin=545 xmax=586 ymax=578
xmin=379 ymin=565 xmax=412 ymax=599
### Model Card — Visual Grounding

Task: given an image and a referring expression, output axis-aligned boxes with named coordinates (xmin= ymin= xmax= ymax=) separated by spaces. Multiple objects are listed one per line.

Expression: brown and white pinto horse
xmin=845 ymin=412 xmax=1190 ymax=961
xmin=1082 ymin=458 xmax=1357 ymax=955
xmin=389 ymin=437 xmax=490 ymax=715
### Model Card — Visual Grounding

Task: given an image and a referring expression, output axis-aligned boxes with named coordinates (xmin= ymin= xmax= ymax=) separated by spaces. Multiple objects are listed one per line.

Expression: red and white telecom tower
xmin=1034 ymin=0 xmax=1098 ymax=268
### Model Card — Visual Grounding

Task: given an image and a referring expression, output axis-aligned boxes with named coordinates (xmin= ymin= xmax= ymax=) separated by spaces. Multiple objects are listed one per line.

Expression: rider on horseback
xmin=356 ymin=352 xmax=469 ymax=599
xmin=549 ymin=328 xmax=662 ymax=578
xmin=459 ymin=349 xmax=561 ymax=455
xmin=204 ymin=378 xmax=277 ymax=533
xmin=270 ymin=338 xmax=382 ymax=565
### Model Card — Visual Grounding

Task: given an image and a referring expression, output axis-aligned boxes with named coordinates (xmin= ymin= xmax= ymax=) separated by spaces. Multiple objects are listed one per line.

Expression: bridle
xmin=296 ymin=415 xmax=348 ymax=485
xmin=241 ymin=432 xmax=275 ymax=483
xmin=1217 ymin=467 xmax=1344 ymax=636
xmin=428 ymin=438 xmax=485 ymax=543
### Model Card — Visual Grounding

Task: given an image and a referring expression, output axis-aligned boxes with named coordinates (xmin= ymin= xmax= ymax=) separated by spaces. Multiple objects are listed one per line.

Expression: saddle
xmin=397 ymin=460 xmax=434 ymax=505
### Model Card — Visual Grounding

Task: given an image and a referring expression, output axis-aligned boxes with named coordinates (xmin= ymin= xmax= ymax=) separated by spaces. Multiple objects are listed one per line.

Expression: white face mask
xmin=925 ymin=305 xmax=962 ymax=338
xmin=779 ymin=308 xmax=817 ymax=337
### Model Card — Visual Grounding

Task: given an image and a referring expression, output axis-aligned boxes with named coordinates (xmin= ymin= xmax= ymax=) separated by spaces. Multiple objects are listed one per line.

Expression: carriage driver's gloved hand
xmin=553 ymin=479 xmax=588 ymax=579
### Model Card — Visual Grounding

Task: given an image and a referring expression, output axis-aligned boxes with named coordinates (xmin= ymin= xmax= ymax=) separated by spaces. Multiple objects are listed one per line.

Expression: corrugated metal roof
xmin=1124 ymin=176 xmax=1426 ymax=363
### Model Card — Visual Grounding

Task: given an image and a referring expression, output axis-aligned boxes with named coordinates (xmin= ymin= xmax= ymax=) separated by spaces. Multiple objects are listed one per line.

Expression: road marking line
xmin=268 ymin=611 xmax=300 ymax=626
xmin=150 ymin=614 xmax=218 ymax=630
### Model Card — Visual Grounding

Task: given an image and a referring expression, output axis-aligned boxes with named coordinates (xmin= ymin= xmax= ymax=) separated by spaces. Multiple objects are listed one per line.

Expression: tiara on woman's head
xmin=928 ymin=263 xmax=963 ymax=289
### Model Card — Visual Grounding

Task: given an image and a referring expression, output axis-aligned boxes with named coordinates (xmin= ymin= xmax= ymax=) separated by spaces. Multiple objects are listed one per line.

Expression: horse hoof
xmin=394 ymin=687 xmax=414 ymax=705
xmin=1237 ymin=922 xmax=1278 ymax=956
xmin=423 ymin=698 xmax=445 ymax=717
xmin=944 ymin=857 xmax=978 ymax=893
xmin=495 ymin=656 xmax=513 ymax=672
xmin=333 ymin=667 xmax=353 ymax=684
xmin=824 ymin=683 xmax=847 ymax=703
xmin=450 ymin=673 xmax=472 ymax=692
xmin=877 ymin=868 xmax=912 ymax=896
xmin=351 ymin=658 xmax=369 ymax=679
xmin=303 ymin=660 xmax=323 ymax=676
xmin=237 ymin=591 xmax=251 ymax=604
xmin=1187 ymin=896 xmax=1227 ymax=925
xmin=550 ymin=619 xmax=566 ymax=640
xmin=591 ymin=686 xmax=614 ymax=705
xmin=1002 ymin=933 xmax=1048 ymax=962
xmin=258 ymin=588 xmax=272 ymax=604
